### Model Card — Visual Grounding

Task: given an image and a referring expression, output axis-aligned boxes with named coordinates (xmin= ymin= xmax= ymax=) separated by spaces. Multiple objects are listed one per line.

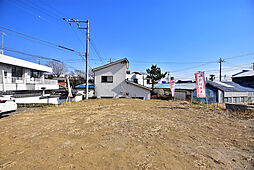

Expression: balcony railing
xmin=0 ymin=75 xmax=58 ymax=85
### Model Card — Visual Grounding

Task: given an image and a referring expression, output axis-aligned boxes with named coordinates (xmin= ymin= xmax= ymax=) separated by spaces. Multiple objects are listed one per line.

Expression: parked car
xmin=0 ymin=96 xmax=17 ymax=114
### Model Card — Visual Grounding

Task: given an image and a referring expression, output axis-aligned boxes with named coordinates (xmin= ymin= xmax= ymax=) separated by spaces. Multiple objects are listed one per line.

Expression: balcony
xmin=0 ymin=76 xmax=59 ymax=91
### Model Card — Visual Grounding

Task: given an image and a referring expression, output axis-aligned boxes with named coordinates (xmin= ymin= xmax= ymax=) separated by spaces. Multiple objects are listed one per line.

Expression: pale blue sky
xmin=0 ymin=0 xmax=254 ymax=80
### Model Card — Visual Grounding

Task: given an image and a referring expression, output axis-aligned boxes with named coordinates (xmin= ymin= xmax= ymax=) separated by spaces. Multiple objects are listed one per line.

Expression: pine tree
xmin=146 ymin=65 xmax=167 ymax=90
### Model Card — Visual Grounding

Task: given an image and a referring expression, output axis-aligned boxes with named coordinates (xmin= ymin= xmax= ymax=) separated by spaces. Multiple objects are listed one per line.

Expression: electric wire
xmin=10 ymin=0 xmax=102 ymax=69
xmin=0 ymin=26 xmax=82 ymax=56
xmin=3 ymin=47 xmax=62 ymax=63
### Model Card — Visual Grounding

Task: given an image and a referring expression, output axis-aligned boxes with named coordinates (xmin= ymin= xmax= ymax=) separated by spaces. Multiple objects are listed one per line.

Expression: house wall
xmin=121 ymin=82 xmax=151 ymax=99
xmin=224 ymin=92 xmax=251 ymax=97
xmin=193 ymin=85 xmax=218 ymax=104
xmin=0 ymin=63 xmax=58 ymax=91
xmin=174 ymin=91 xmax=186 ymax=100
xmin=224 ymin=92 xmax=254 ymax=104
xmin=126 ymin=73 xmax=149 ymax=87
xmin=218 ymin=90 xmax=224 ymax=103
xmin=94 ymin=62 xmax=127 ymax=98
xmin=94 ymin=62 xmax=150 ymax=99
xmin=193 ymin=86 xmax=254 ymax=104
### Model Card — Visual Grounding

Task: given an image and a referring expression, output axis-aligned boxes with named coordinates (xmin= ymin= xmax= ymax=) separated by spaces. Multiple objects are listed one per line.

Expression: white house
xmin=0 ymin=54 xmax=59 ymax=92
xmin=92 ymin=58 xmax=151 ymax=99
xmin=126 ymin=71 xmax=151 ymax=87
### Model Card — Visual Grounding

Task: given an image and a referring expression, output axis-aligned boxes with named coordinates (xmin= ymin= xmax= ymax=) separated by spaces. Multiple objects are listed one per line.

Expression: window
xmin=134 ymin=78 xmax=138 ymax=84
xmin=228 ymin=97 xmax=232 ymax=103
xmin=233 ymin=97 xmax=237 ymax=103
xmin=236 ymin=97 xmax=240 ymax=103
xmin=101 ymin=76 xmax=113 ymax=83
xmin=224 ymin=97 xmax=228 ymax=103
xmin=4 ymin=71 xmax=7 ymax=77
xmin=244 ymin=97 xmax=248 ymax=103
xmin=12 ymin=66 xmax=23 ymax=77
xmin=240 ymin=97 xmax=244 ymax=103
xmin=31 ymin=70 xmax=41 ymax=78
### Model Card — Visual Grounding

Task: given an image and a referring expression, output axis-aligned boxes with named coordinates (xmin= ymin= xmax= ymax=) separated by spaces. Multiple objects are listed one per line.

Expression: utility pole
xmin=167 ymin=72 xmax=170 ymax=83
xmin=86 ymin=20 xmax=89 ymax=100
xmin=252 ymin=63 xmax=254 ymax=70
xmin=1 ymin=32 xmax=6 ymax=55
xmin=63 ymin=18 xmax=89 ymax=99
xmin=38 ymin=57 xmax=40 ymax=65
xmin=219 ymin=58 xmax=224 ymax=81
xmin=143 ymin=74 xmax=144 ymax=86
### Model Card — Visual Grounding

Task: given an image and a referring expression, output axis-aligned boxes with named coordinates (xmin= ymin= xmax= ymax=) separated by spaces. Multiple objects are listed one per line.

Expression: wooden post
xmin=206 ymin=97 xmax=208 ymax=110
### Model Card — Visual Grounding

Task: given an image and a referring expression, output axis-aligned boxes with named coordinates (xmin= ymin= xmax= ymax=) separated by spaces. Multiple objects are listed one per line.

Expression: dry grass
xmin=0 ymin=99 xmax=253 ymax=169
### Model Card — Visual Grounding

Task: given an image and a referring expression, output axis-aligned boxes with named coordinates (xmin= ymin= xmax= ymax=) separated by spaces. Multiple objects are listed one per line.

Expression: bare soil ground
xmin=0 ymin=99 xmax=253 ymax=169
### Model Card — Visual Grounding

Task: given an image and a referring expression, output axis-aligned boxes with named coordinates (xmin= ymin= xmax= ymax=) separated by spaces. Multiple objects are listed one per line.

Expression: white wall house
xmin=126 ymin=71 xmax=151 ymax=87
xmin=0 ymin=54 xmax=59 ymax=91
xmin=92 ymin=58 xmax=151 ymax=99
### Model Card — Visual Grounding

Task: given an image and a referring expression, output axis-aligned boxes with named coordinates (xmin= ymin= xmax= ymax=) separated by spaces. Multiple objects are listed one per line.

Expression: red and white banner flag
xmin=67 ymin=76 xmax=73 ymax=98
xmin=170 ymin=79 xmax=176 ymax=97
xmin=195 ymin=72 xmax=206 ymax=98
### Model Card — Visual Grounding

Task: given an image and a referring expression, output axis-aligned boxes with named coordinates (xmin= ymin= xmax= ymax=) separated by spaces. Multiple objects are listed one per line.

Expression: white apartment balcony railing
xmin=0 ymin=75 xmax=59 ymax=91
xmin=12 ymin=77 xmax=24 ymax=84
xmin=0 ymin=76 xmax=58 ymax=85
xmin=26 ymin=78 xmax=58 ymax=85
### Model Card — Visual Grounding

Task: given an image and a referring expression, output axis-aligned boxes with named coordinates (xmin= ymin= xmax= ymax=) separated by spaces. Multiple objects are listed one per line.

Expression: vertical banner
xmin=170 ymin=79 xmax=176 ymax=97
xmin=67 ymin=76 xmax=73 ymax=98
xmin=194 ymin=72 xmax=206 ymax=98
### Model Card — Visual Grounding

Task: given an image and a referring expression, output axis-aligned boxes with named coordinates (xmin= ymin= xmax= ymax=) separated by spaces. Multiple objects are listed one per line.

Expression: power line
xmin=0 ymin=26 xmax=82 ymax=56
xmin=130 ymin=60 xmax=218 ymax=65
xmin=171 ymin=63 xmax=211 ymax=73
xmin=224 ymin=52 xmax=254 ymax=60
xmin=4 ymin=1 xmax=91 ymax=69
xmin=89 ymin=38 xmax=106 ymax=63
xmin=8 ymin=1 xmax=86 ymax=58
xmin=170 ymin=52 xmax=254 ymax=74
xmin=16 ymin=0 xmax=60 ymax=20
xmin=12 ymin=0 xmax=102 ymax=67
xmin=9 ymin=0 xmax=53 ymax=25
xmin=3 ymin=47 xmax=62 ymax=63
xmin=3 ymin=46 xmax=85 ymax=71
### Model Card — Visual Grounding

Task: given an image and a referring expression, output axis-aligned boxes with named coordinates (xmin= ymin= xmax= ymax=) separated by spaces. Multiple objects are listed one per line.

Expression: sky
xmin=0 ymin=0 xmax=254 ymax=80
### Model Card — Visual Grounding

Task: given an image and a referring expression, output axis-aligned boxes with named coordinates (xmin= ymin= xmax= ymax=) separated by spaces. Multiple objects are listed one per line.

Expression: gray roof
xmin=207 ymin=81 xmax=254 ymax=92
xmin=154 ymin=83 xmax=196 ymax=90
xmin=125 ymin=80 xmax=152 ymax=91
xmin=92 ymin=58 xmax=129 ymax=72
xmin=232 ymin=70 xmax=254 ymax=78
xmin=155 ymin=81 xmax=254 ymax=92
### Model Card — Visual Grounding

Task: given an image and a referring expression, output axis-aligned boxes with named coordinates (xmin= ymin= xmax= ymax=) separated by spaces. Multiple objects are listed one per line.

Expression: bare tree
xmin=46 ymin=61 xmax=68 ymax=77
xmin=74 ymin=69 xmax=85 ymax=78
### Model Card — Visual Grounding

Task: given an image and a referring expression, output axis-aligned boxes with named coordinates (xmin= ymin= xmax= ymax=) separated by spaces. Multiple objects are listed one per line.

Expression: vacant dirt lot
xmin=0 ymin=99 xmax=253 ymax=169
